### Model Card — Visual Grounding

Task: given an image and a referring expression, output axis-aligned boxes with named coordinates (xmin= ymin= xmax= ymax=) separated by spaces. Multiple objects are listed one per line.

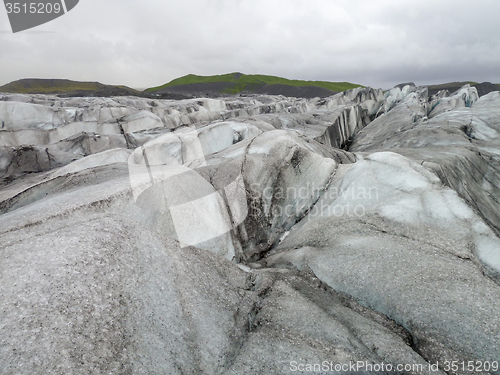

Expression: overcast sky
xmin=1 ymin=0 xmax=500 ymax=90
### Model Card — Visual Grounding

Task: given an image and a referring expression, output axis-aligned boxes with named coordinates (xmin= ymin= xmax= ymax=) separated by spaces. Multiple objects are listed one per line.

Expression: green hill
xmin=1 ymin=79 xmax=104 ymax=94
xmin=0 ymin=78 xmax=144 ymax=97
xmin=146 ymin=73 xmax=363 ymax=97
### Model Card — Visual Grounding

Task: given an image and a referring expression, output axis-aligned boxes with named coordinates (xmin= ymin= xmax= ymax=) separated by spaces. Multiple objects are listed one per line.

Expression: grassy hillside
xmin=4 ymin=76 xmax=496 ymax=99
xmin=146 ymin=73 xmax=362 ymax=95
xmin=0 ymin=79 xmax=105 ymax=94
xmin=0 ymin=78 xmax=143 ymax=96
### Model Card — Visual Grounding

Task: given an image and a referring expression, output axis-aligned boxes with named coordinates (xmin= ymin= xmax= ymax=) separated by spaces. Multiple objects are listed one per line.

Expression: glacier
xmin=1 ymin=84 xmax=500 ymax=374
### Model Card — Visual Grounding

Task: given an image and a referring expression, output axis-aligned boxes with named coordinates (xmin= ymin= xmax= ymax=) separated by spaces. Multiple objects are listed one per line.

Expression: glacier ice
xmin=1 ymin=84 xmax=500 ymax=374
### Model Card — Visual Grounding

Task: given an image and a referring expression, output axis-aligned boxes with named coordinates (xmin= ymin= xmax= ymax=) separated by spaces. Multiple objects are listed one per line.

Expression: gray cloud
xmin=1 ymin=0 xmax=500 ymax=89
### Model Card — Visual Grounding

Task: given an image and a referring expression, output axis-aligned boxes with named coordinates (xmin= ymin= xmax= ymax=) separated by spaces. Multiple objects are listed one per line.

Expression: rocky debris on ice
xmin=1 ymin=83 xmax=500 ymax=374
